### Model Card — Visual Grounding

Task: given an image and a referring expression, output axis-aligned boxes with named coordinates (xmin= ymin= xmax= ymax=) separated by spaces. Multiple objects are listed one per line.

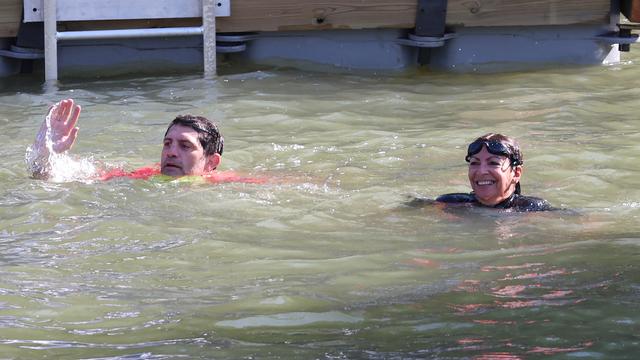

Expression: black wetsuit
xmin=435 ymin=192 xmax=554 ymax=212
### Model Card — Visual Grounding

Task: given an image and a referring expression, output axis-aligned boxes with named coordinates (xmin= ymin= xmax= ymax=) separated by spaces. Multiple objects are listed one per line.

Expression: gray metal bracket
xmin=396 ymin=33 xmax=456 ymax=48
xmin=415 ymin=0 xmax=447 ymax=37
xmin=400 ymin=0 xmax=451 ymax=64
xmin=216 ymin=33 xmax=261 ymax=42
xmin=594 ymin=24 xmax=640 ymax=51
xmin=216 ymin=43 xmax=246 ymax=53
xmin=216 ymin=33 xmax=260 ymax=53
xmin=0 ymin=45 xmax=44 ymax=60
xmin=594 ymin=32 xmax=640 ymax=44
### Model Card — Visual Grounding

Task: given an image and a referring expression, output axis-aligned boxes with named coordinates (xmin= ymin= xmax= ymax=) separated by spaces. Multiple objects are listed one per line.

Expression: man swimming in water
xmin=27 ymin=99 xmax=261 ymax=183
xmin=434 ymin=133 xmax=553 ymax=212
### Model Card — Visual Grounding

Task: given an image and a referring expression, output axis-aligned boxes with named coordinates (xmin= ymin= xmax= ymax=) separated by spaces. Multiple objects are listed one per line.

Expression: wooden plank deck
xmin=0 ymin=0 xmax=21 ymax=37
xmin=217 ymin=0 xmax=611 ymax=32
xmin=2 ymin=0 xmax=612 ymax=38
xmin=447 ymin=0 xmax=611 ymax=27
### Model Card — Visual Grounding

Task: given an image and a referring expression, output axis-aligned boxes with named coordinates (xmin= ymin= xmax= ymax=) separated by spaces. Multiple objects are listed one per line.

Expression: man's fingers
xmin=58 ymin=99 xmax=73 ymax=124
xmin=46 ymin=104 xmax=55 ymax=118
xmin=49 ymin=102 xmax=61 ymax=122
xmin=66 ymin=127 xmax=79 ymax=148
xmin=48 ymin=101 xmax=66 ymax=127
xmin=66 ymin=104 xmax=81 ymax=130
xmin=44 ymin=100 xmax=80 ymax=146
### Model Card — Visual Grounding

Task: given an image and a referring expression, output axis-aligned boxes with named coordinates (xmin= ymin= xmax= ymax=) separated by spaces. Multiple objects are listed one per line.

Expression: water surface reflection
xmin=0 ymin=60 xmax=639 ymax=358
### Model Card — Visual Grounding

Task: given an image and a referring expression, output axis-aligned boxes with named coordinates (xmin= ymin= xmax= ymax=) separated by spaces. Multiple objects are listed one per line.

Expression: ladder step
xmin=57 ymin=27 xmax=204 ymax=41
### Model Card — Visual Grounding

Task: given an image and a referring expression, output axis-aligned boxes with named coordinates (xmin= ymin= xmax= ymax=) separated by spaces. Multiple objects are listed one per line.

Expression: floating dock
xmin=1 ymin=0 xmax=639 ymax=78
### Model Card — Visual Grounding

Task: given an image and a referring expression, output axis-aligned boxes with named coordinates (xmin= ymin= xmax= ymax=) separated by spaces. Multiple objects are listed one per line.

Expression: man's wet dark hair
xmin=165 ymin=115 xmax=224 ymax=156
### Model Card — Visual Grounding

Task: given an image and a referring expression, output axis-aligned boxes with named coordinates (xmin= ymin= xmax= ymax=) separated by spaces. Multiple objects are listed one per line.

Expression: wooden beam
xmin=447 ymin=0 xmax=611 ymax=27
xmin=0 ymin=0 xmax=21 ymax=37
xmin=60 ymin=19 xmax=203 ymax=32
xmin=216 ymin=0 xmax=610 ymax=32
xmin=49 ymin=0 xmax=613 ymax=34
xmin=217 ymin=0 xmax=416 ymax=32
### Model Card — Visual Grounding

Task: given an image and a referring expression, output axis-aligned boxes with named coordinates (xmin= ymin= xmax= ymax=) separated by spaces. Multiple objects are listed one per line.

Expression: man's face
xmin=161 ymin=125 xmax=210 ymax=176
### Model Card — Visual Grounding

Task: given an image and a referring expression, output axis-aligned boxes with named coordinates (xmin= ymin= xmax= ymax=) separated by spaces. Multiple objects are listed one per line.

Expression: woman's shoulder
xmin=404 ymin=193 xmax=475 ymax=208
xmin=511 ymin=194 xmax=555 ymax=212
xmin=406 ymin=192 xmax=555 ymax=212
xmin=435 ymin=193 xmax=477 ymax=203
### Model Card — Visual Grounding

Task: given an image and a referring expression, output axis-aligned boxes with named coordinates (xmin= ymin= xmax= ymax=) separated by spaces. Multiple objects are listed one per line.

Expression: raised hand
xmin=36 ymin=98 xmax=81 ymax=153
xmin=28 ymin=99 xmax=82 ymax=179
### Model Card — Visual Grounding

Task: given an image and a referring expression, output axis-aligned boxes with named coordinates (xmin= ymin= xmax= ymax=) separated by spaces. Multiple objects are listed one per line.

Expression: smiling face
xmin=161 ymin=125 xmax=220 ymax=176
xmin=468 ymin=146 xmax=522 ymax=206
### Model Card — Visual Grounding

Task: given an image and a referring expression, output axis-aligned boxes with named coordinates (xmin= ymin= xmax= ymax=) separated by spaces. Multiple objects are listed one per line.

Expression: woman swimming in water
xmin=435 ymin=133 xmax=553 ymax=212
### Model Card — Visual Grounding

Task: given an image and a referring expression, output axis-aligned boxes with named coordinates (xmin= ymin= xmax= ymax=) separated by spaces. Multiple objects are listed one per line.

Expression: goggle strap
xmin=466 ymin=140 xmax=522 ymax=166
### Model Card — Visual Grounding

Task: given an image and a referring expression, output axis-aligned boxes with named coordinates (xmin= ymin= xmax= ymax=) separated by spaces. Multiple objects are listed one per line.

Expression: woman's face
xmin=467 ymin=146 xmax=522 ymax=206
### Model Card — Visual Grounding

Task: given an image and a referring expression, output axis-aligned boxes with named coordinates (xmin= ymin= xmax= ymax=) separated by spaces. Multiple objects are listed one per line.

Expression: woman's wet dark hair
xmin=165 ymin=115 xmax=224 ymax=156
xmin=466 ymin=133 xmax=523 ymax=194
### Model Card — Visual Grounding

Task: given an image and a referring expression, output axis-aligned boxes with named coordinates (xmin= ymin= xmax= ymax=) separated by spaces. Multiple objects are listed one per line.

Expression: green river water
xmin=0 ymin=53 xmax=639 ymax=359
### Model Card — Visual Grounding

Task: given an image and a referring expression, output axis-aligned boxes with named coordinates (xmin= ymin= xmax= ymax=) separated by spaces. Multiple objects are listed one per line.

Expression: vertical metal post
xmin=44 ymin=0 xmax=58 ymax=80
xmin=415 ymin=0 xmax=448 ymax=65
xmin=202 ymin=0 xmax=217 ymax=77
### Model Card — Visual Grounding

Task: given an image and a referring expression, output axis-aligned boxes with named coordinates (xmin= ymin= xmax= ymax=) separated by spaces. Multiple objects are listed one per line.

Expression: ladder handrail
xmin=43 ymin=0 xmax=218 ymax=81
xmin=44 ymin=0 xmax=57 ymax=80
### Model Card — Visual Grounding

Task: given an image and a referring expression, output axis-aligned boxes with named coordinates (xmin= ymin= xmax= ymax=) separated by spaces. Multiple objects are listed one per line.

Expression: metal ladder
xmin=31 ymin=0 xmax=228 ymax=80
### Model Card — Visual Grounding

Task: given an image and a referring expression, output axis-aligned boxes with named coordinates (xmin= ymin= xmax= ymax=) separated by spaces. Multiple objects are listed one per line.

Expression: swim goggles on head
xmin=465 ymin=140 xmax=522 ymax=166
